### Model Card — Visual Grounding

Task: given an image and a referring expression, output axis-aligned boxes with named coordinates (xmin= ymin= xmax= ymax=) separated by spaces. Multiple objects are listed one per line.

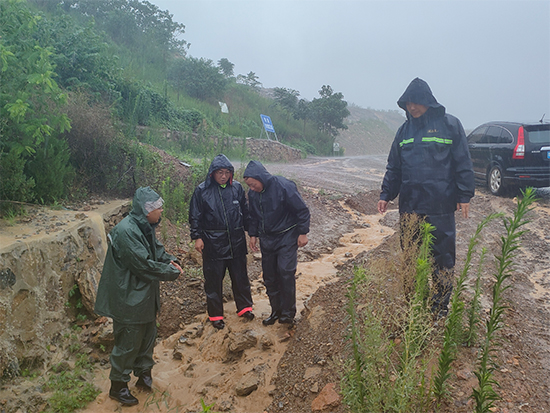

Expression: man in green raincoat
xmin=95 ymin=187 xmax=183 ymax=406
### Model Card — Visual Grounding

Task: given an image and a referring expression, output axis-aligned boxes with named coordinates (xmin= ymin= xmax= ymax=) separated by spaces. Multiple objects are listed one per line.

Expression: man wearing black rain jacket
xmin=377 ymin=78 xmax=475 ymax=317
xmin=189 ymin=154 xmax=254 ymax=330
xmin=95 ymin=187 xmax=183 ymax=406
xmin=244 ymin=160 xmax=310 ymax=326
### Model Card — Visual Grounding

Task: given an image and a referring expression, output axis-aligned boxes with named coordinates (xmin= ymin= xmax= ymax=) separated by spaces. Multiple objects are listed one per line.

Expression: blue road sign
xmin=260 ymin=114 xmax=276 ymax=133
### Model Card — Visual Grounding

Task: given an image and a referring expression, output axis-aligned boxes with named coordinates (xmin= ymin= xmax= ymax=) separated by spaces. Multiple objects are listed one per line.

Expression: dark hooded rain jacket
xmin=189 ymin=154 xmax=249 ymax=260
xmin=94 ymin=187 xmax=180 ymax=324
xmin=244 ymin=160 xmax=310 ymax=239
xmin=381 ymin=78 xmax=475 ymax=215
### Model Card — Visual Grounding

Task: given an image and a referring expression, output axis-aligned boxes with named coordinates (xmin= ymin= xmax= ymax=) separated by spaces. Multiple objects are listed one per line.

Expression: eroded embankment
xmin=0 ymin=201 xmax=129 ymax=377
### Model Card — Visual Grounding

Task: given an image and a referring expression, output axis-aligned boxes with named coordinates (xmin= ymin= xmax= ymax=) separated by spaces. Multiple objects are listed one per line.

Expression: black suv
xmin=467 ymin=121 xmax=550 ymax=195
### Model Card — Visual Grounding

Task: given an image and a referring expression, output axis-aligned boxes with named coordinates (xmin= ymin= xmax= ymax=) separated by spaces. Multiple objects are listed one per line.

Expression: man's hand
xmin=378 ymin=200 xmax=388 ymax=214
xmin=457 ymin=203 xmax=470 ymax=219
xmin=249 ymin=236 xmax=259 ymax=252
xmin=170 ymin=260 xmax=184 ymax=275
xmin=298 ymin=234 xmax=308 ymax=248
xmin=194 ymin=238 xmax=204 ymax=254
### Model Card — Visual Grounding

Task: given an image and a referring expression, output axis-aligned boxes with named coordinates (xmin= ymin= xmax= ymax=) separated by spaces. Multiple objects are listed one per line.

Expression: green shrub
xmin=25 ymin=135 xmax=75 ymax=203
xmin=0 ymin=150 xmax=35 ymax=204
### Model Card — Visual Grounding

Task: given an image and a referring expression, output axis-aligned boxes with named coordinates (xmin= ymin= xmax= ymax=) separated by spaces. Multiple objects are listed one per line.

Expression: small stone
xmin=311 ymin=383 xmax=341 ymax=411
xmin=235 ymin=371 xmax=260 ymax=396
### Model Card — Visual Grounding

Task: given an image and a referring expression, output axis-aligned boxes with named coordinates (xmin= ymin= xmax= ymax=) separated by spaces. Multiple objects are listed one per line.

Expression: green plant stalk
xmin=472 ymin=187 xmax=536 ymax=413
xmin=342 ymin=267 xmax=368 ymax=412
xmin=433 ymin=213 xmax=501 ymax=401
xmin=402 ymin=220 xmax=434 ymax=363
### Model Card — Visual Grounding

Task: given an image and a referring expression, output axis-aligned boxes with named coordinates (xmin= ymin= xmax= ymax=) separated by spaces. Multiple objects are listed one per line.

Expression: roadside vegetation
xmin=341 ymin=188 xmax=536 ymax=412
xmin=0 ymin=0 xmax=350 ymax=218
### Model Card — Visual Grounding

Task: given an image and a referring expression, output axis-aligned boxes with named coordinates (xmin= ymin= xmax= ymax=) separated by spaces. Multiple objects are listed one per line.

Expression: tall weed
xmin=472 ymin=188 xmax=536 ymax=412
xmin=341 ymin=217 xmax=436 ymax=413
xmin=433 ymin=213 xmax=501 ymax=400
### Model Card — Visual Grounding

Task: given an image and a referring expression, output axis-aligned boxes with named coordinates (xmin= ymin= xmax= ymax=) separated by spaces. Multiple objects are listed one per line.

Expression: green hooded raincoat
xmin=94 ymin=187 xmax=180 ymax=324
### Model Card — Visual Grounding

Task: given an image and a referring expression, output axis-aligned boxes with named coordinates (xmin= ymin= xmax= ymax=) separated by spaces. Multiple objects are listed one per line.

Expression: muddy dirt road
xmin=240 ymin=155 xmax=390 ymax=195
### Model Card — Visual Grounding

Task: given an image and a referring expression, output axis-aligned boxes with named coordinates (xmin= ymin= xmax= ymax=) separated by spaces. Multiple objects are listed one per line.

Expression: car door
xmin=467 ymin=126 xmax=489 ymax=179
xmin=485 ymin=125 xmax=507 ymax=170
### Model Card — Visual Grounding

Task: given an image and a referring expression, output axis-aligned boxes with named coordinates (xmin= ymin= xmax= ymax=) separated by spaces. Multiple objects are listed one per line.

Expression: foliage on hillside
xmin=1 ymin=0 xmax=354 ymax=214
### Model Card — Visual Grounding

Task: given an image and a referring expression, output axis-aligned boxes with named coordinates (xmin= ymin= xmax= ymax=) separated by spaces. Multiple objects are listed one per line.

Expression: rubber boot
xmin=109 ymin=381 xmax=139 ymax=406
xmin=136 ymin=370 xmax=153 ymax=392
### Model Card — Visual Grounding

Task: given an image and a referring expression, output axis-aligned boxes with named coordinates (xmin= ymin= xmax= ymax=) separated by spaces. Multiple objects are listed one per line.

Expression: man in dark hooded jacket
xmin=243 ymin=160 xmax=310 ymax=326
xmin=95 ymin=187 xmax=183 ymax=406
xmin=377 ymin=77 xmax=475 ymax=317
xmin=189 ymin=154 xmax=254 ymax=330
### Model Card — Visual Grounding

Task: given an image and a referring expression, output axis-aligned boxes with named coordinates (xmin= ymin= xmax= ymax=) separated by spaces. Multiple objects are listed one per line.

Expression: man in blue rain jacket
xmin=377 ymin=77 xmax=475 ymax=317
xmin=244 ymin=160 xmax=310 ymax=326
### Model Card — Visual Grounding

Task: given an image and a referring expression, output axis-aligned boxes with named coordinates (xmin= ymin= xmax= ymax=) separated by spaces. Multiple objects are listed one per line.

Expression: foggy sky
xmin=151 ymin=0 xmax=550 ymax=130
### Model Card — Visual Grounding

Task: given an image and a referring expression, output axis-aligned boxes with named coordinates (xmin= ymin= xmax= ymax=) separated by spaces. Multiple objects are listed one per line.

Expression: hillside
xmin=337 ymin=105 xmax=405 ymax=155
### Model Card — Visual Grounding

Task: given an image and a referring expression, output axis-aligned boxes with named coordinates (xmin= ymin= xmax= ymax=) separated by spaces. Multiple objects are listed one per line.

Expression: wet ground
xmin=2 ymin=155 xmax=549 ymax=413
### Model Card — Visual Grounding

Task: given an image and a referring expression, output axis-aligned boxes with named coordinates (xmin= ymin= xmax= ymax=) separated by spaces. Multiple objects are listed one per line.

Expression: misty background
xmin=151 ymin=0 xmax=550 ymax=130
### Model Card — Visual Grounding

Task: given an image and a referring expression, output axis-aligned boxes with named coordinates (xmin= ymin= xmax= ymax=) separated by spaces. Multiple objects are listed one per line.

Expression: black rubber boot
xmin=212 ymin=319 xmax=225 ymax=330
xmin=262 ymin=311 xmax=280 ymax=326
xmin=136 ymin=370 xmax=153 ymax=392
xmin=109 ymin=381 xmax=139 ymax=406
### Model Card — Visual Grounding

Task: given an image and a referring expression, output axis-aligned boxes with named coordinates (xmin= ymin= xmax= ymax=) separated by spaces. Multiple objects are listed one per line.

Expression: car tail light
xmin=512 ymin=126 xmax=525 ymax=159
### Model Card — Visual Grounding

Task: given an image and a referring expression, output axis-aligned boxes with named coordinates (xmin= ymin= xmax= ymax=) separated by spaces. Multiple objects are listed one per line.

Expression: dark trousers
xmin=203 ymin=254 xmax=253 ymax=320
xmin=401 ymin=212 xmax=456 ymax=312
xmin=260 ymin=232 xmax=298 ymax=320
xmin=110 ymin=319 xmax=156 ymax=382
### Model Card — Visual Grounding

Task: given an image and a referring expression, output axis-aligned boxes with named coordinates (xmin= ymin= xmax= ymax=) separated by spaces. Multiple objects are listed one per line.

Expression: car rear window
xmin=525 ymin=125 xmax=550 ymax=144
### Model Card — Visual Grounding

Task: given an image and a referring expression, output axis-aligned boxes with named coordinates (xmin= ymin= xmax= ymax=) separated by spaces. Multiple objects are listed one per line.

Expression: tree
xmin=50 ymin=0 xmax=189 ymax=56
xmin=217 ymin=58 xmax=234 ymax=78
xmin=38 ymin=14 xmax=120 ymax=96
xmin=273 ymin=87 xmax=299 ymax=113
xmin=0 ymin=0 xmax=72 ymax=203
xmin=309 ymin=85 xmax=350 ymax=137
xmin=294 ymin=98 xmax=311 ymax=136
xmin=236 ymin=71 xmax=261 ymax=89
xmin=168 ymin=56 xmax=227 ymax=100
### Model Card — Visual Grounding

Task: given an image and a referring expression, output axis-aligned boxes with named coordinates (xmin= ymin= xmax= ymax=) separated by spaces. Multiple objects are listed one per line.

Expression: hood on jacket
xmin=397 ymin=78 xmax=446 ymax=119
xmin=205 ymin=154 xmax=234 ymax=187
xmin=130 ymin=187 xmax=162 ymax=218
xmin=129 ymin=187 xmax=163 ymax=231
xmin=243 ymin=160 xmax=272 ymax=187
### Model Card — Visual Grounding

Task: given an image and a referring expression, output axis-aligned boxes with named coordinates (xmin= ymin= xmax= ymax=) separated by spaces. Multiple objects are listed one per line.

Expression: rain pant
xmin=94 ymin=186 xmax=180 ymax=381
xmin=189 ymin=154 xmax=253 ymax=320
xmin=244 ymin=161 xmax=310 ymax=320
xmin=381 ymin=78 xmax=475 ymax=312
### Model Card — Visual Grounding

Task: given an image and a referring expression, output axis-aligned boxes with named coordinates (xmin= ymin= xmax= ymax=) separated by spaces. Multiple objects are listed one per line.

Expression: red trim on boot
xmin=237 ymin=307 xmax=253 ymax=316
xmin=209 ymin=316 xmax=224 ymax=321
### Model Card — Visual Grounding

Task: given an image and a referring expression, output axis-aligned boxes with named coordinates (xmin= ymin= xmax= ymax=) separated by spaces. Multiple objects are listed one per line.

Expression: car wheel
xmin=488 ymin=165 xmax=505 ymax=196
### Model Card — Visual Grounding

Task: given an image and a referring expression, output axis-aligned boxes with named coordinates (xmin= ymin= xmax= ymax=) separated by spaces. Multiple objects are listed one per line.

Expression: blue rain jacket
xmin=381 ymin=78 xmax=475 ymax=214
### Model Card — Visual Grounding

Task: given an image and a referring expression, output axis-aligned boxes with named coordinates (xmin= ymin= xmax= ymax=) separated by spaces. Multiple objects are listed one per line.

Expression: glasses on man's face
xmin=215 ymin=170 xmax=231 ymax=176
